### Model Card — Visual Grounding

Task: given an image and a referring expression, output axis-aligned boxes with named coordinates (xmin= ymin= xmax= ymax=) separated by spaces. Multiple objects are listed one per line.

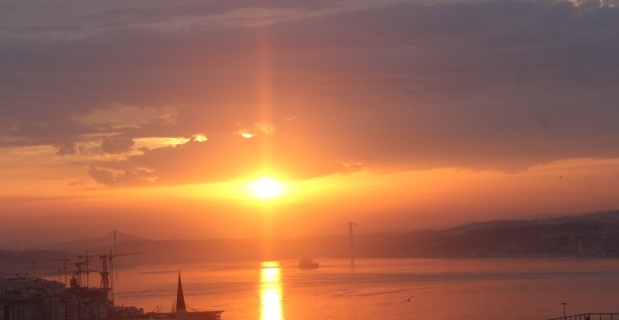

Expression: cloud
xmin=192 ymin=134 xmax=208 ymax=142
xmin=236 ymin=123 xmax=276 ymax=139
xmin=255 ymin=123 xmax=276 ymax=135
xmin=2 ymin=0 xmax=619 ymax=187
xmin=0 ymin=0 xmax=438 ymax=40
xmin=88 ymin=166 xmax=117 ymax=187
xmin=89 ymin=135 xmax=341 ymax=186
xmin=56 ymin=142 xmax=77 ymax=156
xmin=100 ymin=136 xmax=135 ymax=154
xmin=237 ymin=131 xmax=254 ymax=139
xmin=74 ymin=105 xmax=178 ymax=130
xmin=87 ymin=165 xmax=156 ymax=187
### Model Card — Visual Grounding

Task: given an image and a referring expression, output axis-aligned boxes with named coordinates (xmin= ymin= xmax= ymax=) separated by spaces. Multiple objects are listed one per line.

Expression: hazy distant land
xmin=2 ymin=210 xmax=619 ymax=278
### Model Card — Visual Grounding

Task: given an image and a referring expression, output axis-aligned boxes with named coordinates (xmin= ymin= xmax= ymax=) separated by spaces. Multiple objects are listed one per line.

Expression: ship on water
xmin=299 ymin=258 xmax=319 ymax=269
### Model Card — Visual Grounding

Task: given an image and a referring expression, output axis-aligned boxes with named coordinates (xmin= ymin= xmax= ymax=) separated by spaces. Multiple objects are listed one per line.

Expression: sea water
xmin=112 ymin=258 xmax=619 ymax=320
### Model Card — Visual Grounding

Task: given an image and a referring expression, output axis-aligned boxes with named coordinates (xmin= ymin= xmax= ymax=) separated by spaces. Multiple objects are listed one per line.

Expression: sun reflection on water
xmin=261 ymin=261 xmax=283 ymax=320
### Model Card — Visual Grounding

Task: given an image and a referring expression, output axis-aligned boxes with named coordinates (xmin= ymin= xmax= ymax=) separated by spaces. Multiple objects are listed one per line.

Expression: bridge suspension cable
xmin=352 ymin=222 xmax=401 ymax=245
xmin=87 ymin=230 xmax=151 ymax=253
xmin=297 ymin=223 xmax=349 ymax=239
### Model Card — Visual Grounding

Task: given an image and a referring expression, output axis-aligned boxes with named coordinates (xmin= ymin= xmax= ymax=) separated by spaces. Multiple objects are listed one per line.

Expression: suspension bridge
xmin=69 ymin=222 xmax=399 ymax=270
xmin=38 ymin=222 xmax=396 ymax=307
xmin=43 ymin=222 xmax=399 ymax=289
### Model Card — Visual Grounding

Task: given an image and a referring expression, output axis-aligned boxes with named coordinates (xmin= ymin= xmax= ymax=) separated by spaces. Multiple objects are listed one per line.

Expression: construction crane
xmin=51 ymin=256 xmax=69 ymax=285
xmin=99 ymin=250 xmax=144 ymax=305
xmin=74 ymin=251 xmax=98 ymax=288
xmin=72 ymin=268 xmax=103 ymax=289
xmin=54 ymin=264 xmax=62 ymax=282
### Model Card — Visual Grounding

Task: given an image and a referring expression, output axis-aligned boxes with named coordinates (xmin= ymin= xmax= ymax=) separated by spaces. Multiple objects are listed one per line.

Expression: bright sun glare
xmin=250 ymin=178 xmax=283 ymax=199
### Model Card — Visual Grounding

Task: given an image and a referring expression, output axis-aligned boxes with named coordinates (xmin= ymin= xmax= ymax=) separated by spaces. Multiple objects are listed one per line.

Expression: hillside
xmin=4 ymin=210 xmax=619 ymax=278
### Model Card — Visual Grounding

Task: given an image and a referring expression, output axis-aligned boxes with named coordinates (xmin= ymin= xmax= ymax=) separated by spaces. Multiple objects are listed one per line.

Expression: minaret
xmin=176 ymin=272 xmax=187 ymax=320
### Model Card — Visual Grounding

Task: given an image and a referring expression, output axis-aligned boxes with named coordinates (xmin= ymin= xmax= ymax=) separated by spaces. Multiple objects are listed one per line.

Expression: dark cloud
xmin=87 ymin=165 xmax=157 ymax=187
xmin=100 ymin=136 xmax=135 ymax=154
xmin=7 ymin=25 xmax=85 ymax=34
xmin=0 ymin=139 xmax=30 ymax=147
xmin=92 ymin=134 xmax=343 ymax=186
xmin=87 ymin=166 xmax=117 ymax=187
xmin=56 ymin=142 xmax=77 ymax=155
xmin=2 ymin=0 xmax=619 ymax=186
xmin=67 ymin=179 xmax=85 ymax=187
xmin=76 ymin=0 xmax=333 ymax=29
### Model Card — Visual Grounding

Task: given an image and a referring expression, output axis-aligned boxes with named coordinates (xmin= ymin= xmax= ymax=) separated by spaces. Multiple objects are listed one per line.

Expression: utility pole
xmin=562 ymin=302 xmax=567 ymax=317
xmin=349 ymin=222 xmax=354 ymax=267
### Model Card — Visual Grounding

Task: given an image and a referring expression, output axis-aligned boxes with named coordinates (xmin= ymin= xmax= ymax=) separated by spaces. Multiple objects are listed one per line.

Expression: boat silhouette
xmin=299 ymin=258 xmax=319 ymax=269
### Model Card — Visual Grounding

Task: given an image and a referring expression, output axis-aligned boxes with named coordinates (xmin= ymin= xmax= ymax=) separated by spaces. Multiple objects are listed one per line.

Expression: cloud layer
xmin=1 ymin=0 xmax=619 ymax=187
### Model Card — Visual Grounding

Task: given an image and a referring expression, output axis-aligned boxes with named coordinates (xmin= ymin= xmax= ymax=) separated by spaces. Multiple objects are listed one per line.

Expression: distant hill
xmin=33 ymin=230 xmax=148 ymax=252
xmin=105 ymin=210 xmax=619 ymax=261
xmin=446 ymin=210 xmax=619 ymax=235
xmin=393 ymin=210 xmax=619 ymax=258
xmin=3 ymin=210 xmax=619 ymax=278
xmin=0 ymin=250 xmax=79 ymax=278
xmin=33 ymin=237 xmax=102 ymax=251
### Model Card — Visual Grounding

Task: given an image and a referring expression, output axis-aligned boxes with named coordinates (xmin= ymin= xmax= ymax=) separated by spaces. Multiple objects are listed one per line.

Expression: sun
xmin=249 ymin=178 xmax=283 ymax=199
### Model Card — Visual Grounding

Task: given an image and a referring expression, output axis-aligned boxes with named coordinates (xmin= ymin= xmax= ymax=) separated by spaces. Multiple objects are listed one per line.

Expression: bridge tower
xmin=349 ymin=222 xmax=354 ymax=266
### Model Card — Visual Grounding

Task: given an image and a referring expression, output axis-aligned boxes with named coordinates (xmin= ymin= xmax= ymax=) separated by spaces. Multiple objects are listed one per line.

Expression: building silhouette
xmin=176 ymin=272 xmax=186 ymax=320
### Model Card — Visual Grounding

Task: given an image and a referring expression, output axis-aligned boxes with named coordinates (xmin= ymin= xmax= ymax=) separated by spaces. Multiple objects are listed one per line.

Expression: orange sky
xmin=1 ymin=0 xmax=619 ymax=245
xmin=2 ymin=158 xmax=619 ymax=244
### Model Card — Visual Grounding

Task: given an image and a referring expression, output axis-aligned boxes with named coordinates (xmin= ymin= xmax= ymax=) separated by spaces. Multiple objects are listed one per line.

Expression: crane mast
xmin=51 ymin=255 xmax=69 ymax=285
xmin=98 ymin=250 xmax=144 ymax=305
xmin=75 ymin=251 xmax=97 ymax=288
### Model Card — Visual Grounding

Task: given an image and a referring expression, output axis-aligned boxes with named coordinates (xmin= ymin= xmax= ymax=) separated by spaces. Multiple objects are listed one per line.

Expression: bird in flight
xmin=402 ymin=295 xmax=414 ymax=303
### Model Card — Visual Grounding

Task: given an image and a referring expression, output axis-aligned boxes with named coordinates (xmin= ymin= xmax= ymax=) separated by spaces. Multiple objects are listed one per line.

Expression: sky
xmin=1 ymin=0 xmax=619 ymax=244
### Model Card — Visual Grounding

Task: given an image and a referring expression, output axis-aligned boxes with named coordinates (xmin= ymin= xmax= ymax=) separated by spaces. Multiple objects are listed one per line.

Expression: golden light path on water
xmin=260 ymin=261 xmax=283 ymax=320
